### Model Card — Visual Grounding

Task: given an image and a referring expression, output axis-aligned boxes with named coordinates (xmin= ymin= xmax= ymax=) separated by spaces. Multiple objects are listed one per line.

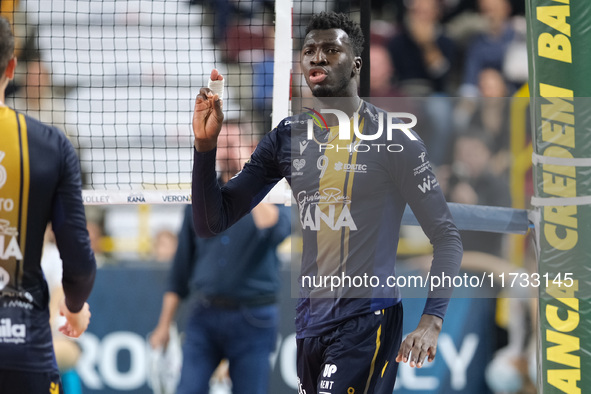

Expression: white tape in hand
xmin=207 ymin=78 xmax=224 ymax=101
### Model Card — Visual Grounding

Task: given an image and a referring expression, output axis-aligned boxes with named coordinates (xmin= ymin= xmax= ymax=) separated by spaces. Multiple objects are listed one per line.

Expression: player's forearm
xmin=157 ymin=292 xmax=181 ymax=327
xmin=60 ymin=235 xmax=97 ymax=313
xmin=192 ymin=147 xmax=225 ymax=237
xmin=423 ymin=231 xmax=463 ymax=318
xmin=62 ymin=269 xmax=96 ymax=313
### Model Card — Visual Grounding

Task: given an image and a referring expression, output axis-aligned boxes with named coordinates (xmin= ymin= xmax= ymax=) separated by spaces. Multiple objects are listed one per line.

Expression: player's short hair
xmin=305 ymin=12 xmax=364 ymax=57
xmin=0 ymin=17 xmax=14 ymax=77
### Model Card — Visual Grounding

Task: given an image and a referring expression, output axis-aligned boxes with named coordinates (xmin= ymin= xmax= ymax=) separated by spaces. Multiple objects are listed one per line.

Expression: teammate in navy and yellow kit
xmin=192 ymin=12 xmax=463 ymax=393
xmin=0 ymin=17 xmax=96 ymax=394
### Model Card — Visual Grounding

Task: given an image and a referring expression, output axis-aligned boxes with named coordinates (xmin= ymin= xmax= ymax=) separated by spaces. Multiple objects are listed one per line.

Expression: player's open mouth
xmin=309 ymin=69 xmax=327 ymax=84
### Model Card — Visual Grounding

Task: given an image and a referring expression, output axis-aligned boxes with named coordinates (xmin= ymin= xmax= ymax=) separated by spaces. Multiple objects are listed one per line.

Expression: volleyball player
xmin=0 ymin=17 xmax=96 ymax=393
xmin=191 ymin=12 xmax=462 ymax=393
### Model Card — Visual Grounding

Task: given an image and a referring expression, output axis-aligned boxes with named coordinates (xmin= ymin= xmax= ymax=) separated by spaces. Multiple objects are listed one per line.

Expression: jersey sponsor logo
xmin=299 ymin=140 xmax=310 ymax=155
xmin=297 ymin=190 xmax=357 ymax=231
xmin=0 ymin=152 xmax=15 ymax=211
xmin=417 ymin=176 xmax=439 ymax=194
xmin=0 ymin=151 xmax=6 ymax=189
xmin=297 ymin=378 xmax=307 ymax=394
xmin=293 ymin=159 xmax=306 ymax=177
xmin=284 ymin=119 xmax=307 ymax=126
xmin=363 ymin=106 xmax=380 ymax=122
xmin=297 ymin=188 xmax=351 ymax=207
xmin=323 ymin=363 xmax=337 ymax=378
xmin=0 ymin=220 xmax=22 ymax=260
xmin=300 ymin=204 xmax=356 ymax=231
xmin=4 ymin=299 xmax=33 ymax=309
xmin=413 ymin=152 xmax=431 ymax=177
xmin=293 ymin=159 xmax=306 ymax=171
xmin=0 ymin=318 xmax=26 ymax=344
xmin=0 ymin=266 xmax=9 ymax=290
xmin=320 ymin=379 xmax=335 ymax=391
xmin=50 ymin=382 xmax=60 ymax=394
xmin=334 ymin=161 xmax=367 ymax=173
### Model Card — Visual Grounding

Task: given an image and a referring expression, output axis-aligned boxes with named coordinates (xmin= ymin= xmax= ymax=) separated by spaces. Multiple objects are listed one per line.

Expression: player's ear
xmin=4 ymin=56 xmax=16 ymax=80
xmin=352 ymin=56 xmax=362 ymax=78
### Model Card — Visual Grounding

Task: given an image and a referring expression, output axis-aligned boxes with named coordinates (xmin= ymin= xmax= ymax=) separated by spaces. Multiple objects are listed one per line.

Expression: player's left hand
xmin=58 ymin=298 xmax=91 ymax=338
xmin=396 ymin=314 xmax=442 ymax=368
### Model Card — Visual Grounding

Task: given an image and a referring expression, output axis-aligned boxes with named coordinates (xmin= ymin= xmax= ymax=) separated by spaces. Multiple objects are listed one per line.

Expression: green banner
xmin=526 ymin=1 xmax=591 ymax=393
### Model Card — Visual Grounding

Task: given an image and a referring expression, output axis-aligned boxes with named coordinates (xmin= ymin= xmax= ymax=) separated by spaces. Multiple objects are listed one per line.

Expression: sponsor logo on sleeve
xmin=417 ymin=176 xmax=439 ymax=194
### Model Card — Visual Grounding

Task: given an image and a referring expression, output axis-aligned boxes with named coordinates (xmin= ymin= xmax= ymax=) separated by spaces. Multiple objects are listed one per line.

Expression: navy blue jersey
xmin=193 ymin=100 xmax=462 ymax=338
xmin=0 ymin=107 xmax=96 ymax=372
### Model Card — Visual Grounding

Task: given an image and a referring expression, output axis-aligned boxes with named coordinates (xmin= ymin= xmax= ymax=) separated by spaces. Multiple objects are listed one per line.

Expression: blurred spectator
xmin=485 ymin=243 xmax=538 ymax=394
xmin=454 ymin=68 xmax=511 ymax=174
xmin=458 ymin=0 xmax=516 ymax=96
xmin=191 ymin=0 xmax=272 ymax=46
xmin=85 ymin=208 xmax=112 ymax=267
xmin=6 ymin=58 xmax=66 ymax=129
xmin=252 ymin=24 xmax=275 ymax=132
xmin=387 ymin=0 xmax=456 ymax=96
xmin=386 ymin=0 xmax=457 ymax=165
xmin=369 ymin=43 xmax=404 ymax=98
xmin=502 ymin=16 xmax=528 ymax=89
xmin=153 ymin=229 xmax=179 ymax=264
xmin=440 ymin=133 xmax=511 ymax=257
xmin=149 ymin=125 xmax=290 ymax=393
xmin=485 ymin=295 xmax=537 ymax=394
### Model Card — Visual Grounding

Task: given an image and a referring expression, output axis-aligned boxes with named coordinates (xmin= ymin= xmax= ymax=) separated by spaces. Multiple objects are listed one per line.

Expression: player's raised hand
xmin=58 ymin=298 xmax=91 ymax=338
xmin=193 ymin=69 xmax=225 ymax=152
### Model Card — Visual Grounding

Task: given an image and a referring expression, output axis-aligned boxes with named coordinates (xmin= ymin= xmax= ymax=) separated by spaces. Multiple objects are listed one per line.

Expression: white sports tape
xmin=207 ymin=78 xmax=224 ymax=101
xmin=532 ymin=152 xmax=591 ymax=166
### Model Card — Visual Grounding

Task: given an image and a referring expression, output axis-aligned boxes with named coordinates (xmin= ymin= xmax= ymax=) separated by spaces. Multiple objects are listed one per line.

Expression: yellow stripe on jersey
xmin=0 ymin=108 xmax=30 ymax=290
xmin=316 ymin=117 xmax=365 ymax=279
xmin=364 ymin=323 xmax=382 ymax=394
xmin=17 ymin=112 xmax=29 ymax=269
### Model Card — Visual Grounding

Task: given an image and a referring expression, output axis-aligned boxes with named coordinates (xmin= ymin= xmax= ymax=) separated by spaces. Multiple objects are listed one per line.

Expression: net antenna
xmin=265 ymin=0 xmax=294 ymax=204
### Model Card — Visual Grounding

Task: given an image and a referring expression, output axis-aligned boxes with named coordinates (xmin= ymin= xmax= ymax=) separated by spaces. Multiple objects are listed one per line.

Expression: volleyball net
xmin=5 ymin=0 xmax=538 ymax=241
